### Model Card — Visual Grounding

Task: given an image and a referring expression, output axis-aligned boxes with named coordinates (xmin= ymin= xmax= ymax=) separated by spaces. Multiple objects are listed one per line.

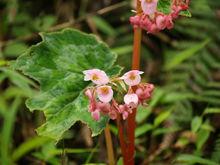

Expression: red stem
xmin=117 ymin=1 xmax=142 ymax=164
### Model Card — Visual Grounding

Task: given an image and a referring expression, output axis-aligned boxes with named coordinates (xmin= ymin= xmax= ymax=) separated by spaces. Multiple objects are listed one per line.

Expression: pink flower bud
xmin=122 ymin=111 xmax=129 ymax=120
xmin=96 ymin=85 xmax=113 ymax=103
xmin=148 ymin=23 xmax=159 ymax=33
xmin=89 ymin=101 xmax=96 ymax=112
xmin=165 ymin=15 xmax=174 ymax=29
xmin=97 ymin=102 xmax=110 ymax=114
xmin=91 ymin=109 xmax=100 ymax=121
xmin=156 ymin=15 xmax=166 ymax=30
xmin=146 ymin=83 xmax=154 ymax=93
xmin=85 ymin=88 xmax=93 ymax=100
xmin=109 ymin=110 xmax=117 ymax=120
xmin=140 ymin=16 xmax=152 ymax=30
xmin=171 ymin=5 xmax=182 ymax=19
xmin=83 ymin=69 xmax=109 ymax=85
xmin=130 ymin=15 xmax=141 ymax=27
xmin=121 ymin=70 xmax=144 ymax=86
xmin=118 ymin=104 xmax=126 ymax=113
xmin=141 ymin=0 xmax=158 ymax=15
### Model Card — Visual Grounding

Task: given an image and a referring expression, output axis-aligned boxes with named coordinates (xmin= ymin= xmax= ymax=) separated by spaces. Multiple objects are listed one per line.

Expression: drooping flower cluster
xmin=83 ymin=69 xmax=154 ymax=121
xmin=130 ymin=0 xmax=190 ymax=33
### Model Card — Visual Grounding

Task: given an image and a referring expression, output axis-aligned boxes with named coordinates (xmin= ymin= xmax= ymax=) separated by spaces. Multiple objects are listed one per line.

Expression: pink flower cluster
xmin=130 ymin=0 xmax=190 ymax=33
xmin=83 ymin=69 xmax=154 ymax=121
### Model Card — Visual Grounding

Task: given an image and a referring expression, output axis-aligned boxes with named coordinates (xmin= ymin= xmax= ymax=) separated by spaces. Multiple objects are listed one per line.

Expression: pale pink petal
xmin=124 ymin=75 xmax=141 ymax=86
xmin=141 ymin=0 xmax=158 ymax=15
xmin=124 ymin=94 xmax=139 ymax=105
xmin=91 ymin=109 xmax=100 ymax=121
xmin=121 ymin=70 xmax=144 ymax=86
xmin=83 ymin=69 xmax=109 ymax=85
xmin=97 ymin=85 xmax=113 ymax=103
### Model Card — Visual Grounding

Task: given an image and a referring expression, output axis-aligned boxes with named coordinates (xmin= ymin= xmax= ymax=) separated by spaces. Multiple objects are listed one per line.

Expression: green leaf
xmin=14 ymin=28 xmax=121 ymax=141
xmin=191 ymin=116 xmax=202 ymax=133
xmin=196 ymin=122 xmax=211 ymax=150
xmin=179 ymin=10 xmax=192 ymax=17
xmin=203 ymin=108 xmax=220 ymax=115
xmin=157 ymin=0 xmax=171 ymax=14
xmin=0 ymin=67 xmax=36 ymax=97
xmin=153 ymin=126 xmax=180 ymax=136
xmin=154 ymin=108 xmax=172 ymax=127
xmin=12 ymin=136 xmax=50 ymax=161
xmin=3 ymin=42 xmax=28 ymax=57
xmin=91 ymin=16 xmax=117 ymax=36
xmin=135 ymin=124 xmax=153 ymax=137
xmin=176 ymin=154 xmax=218 ymax=165
xmin=164 ymin=39 xmax=211 ymax=70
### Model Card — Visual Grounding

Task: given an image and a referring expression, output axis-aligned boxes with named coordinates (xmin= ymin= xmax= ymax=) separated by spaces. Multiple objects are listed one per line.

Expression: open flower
xmin=141 ymin=0 xmax=158 ymax=15
xmin=83 ymin=69 xmax=109 ymax=85
xmin=121 ymin=70 xmax=144 ymax=86
xmin=84 ymin=69 xmax=155 ymax=121
xmin=124 ymin=93 xmax=139 ymax=109
xmin=97 ymin=85 xmax=113 ymax=103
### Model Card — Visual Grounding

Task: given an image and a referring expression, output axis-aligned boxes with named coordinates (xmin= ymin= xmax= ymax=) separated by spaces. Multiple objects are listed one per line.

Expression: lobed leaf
xmin=13 ymin=28 xmax=122 ymax=141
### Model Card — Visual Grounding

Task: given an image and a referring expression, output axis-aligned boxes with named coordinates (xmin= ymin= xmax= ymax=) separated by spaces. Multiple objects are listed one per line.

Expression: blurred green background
xmin=0 ymin=0 xmax=220 ymax=164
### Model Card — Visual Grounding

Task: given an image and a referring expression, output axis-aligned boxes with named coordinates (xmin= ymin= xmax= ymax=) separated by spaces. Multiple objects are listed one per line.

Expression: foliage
xmin=0 ymin=0 xmax=220 ymax=164
xmin=14 ymin=29 xmax=122 ymax=141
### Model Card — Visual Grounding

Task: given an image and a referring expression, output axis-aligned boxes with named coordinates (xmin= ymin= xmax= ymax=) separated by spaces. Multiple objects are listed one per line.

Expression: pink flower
xmin=121 ymin=70 xmax=144 ymax=86
xmin=83 ymin=69 xmax=109 ymax=85
xmin=156 ymin=15 xmax=166 ymax=30
xmin=91 ymin=109 xmax=100 ymax=121
xmin=96 ymin=85 xmax=113 ymax=103
xmin=141 ymin=0 xmax=158 ymax=15
xmin=124 ymin=93 xmax=139 ymax=109
xmin=135 ymin=83 xmax=154 ymax=103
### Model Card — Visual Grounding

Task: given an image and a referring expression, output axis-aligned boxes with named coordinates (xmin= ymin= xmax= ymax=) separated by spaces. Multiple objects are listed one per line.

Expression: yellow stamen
xmin=92 ymin=74 xmax=99 ymax=81
xmin=100 ymin=87 xmax=109 ymax=95
xmin=146 ymin=0 xmax=153 ymax=3
xmin=129 ymin=74 xmax=136 ymax=80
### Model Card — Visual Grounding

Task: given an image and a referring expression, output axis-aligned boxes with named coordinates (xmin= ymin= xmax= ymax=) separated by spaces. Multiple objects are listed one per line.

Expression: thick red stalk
xmin=117 ymin=1 xmax=142 ymax=164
